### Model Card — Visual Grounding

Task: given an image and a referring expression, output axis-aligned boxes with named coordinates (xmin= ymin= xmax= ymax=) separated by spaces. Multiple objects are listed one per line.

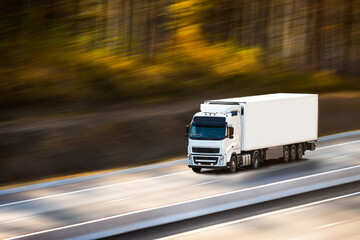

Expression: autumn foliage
xmin=0 ymin=0 xmax=359 ymax=109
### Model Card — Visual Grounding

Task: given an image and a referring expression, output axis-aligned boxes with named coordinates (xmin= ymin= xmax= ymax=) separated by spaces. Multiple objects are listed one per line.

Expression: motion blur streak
xmin=1 ymin=0 xmax=360 ymax=186
xmin=317 ymin=140 xmax=360 ymax=150
xmin=0 ymin=171 xmax=190 ymax=208
xmin=0 ymin=132 xmax=359 ymax=240
xmin=0 ymin=0 xmax=359 ymax=239
xmin=159 ymin=191 xmax=360 ymax=240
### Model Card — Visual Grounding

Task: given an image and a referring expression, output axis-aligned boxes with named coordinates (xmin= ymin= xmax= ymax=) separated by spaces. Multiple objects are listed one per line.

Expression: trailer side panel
xmin=242 ymin=95 xmax=318 ymax=151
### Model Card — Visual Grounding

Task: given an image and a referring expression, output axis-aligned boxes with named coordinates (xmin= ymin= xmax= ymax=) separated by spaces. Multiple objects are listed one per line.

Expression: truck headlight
xmin=188 ymin=155 xmax=194 ymax=165
xmin=219 ymin=155 xmax=225 ymax=165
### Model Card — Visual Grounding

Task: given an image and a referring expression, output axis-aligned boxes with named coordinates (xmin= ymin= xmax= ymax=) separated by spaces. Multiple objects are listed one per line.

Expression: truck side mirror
xmin=228 ymin=127 xmax=234 ymax=139
xmin=185 ymin=125 xmax=190 ymax=138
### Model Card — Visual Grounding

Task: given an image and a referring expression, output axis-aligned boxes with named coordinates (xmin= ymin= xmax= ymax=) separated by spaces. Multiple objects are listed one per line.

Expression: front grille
xmin=192 ymin=147 xmax=220 ymax=153
xmin=193 ymin=156 xmax=218 ymax=165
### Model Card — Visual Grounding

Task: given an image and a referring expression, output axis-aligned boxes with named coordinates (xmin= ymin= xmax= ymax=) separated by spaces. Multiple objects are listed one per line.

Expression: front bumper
xmin=188 ymin=164 xmax=229 ymax=169
xmin=187 ymin=154 xmax=228 ymax=168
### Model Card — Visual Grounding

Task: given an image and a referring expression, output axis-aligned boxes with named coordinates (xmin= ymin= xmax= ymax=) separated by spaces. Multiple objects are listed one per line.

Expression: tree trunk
xmin=344 ymin=0 xmax=353 ymax=73
xmin=314 ymin=0 xmax=323 ymax=70
xmin=128 ymin=0 xmax=133 ymax=55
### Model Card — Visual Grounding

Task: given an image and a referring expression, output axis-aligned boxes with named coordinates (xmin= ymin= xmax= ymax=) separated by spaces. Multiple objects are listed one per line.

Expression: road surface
xmin=111 ymin=182 xmax=360 ymax=240
xmin=0 ymin=130 xmax=359 ymax=239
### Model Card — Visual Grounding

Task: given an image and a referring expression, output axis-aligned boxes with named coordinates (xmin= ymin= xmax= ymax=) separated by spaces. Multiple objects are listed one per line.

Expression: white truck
xmin=186 ymin=93 xmax=318 ymax=173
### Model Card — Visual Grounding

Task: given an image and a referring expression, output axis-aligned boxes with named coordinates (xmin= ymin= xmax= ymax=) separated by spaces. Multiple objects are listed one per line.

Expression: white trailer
xmin=186 ymin=93 xmax=318 ymax=173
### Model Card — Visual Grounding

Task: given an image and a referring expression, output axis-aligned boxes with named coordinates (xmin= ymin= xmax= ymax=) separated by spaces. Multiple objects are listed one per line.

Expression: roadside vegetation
xmin=1 ymin=0 xmax=359 ymax=113
xmin=0 ymin=0 xmax=359 ymax=185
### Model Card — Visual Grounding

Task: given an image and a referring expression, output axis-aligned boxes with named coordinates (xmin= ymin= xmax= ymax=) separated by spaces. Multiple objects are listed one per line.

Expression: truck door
xmin=240 ymin=105 xmax=245 ymax=151
xmin=230 ymin=110 xmax=241 ymax=154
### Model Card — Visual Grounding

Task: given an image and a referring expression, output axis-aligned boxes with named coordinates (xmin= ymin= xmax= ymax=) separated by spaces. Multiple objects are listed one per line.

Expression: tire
xmin=283 ymin=146 xmax=290 ymax=163
xmin=290 ymin=145 xmax=296 ymax=162
xmin=192 ymin=168 xmax=201 ymax=173
xmin=251 ymin=151 xmax=260 ymax=169
xmin=297 ymin=144 xmax=304 ymax=160
xmin=230 ymin=155 xmax=237 ymax=173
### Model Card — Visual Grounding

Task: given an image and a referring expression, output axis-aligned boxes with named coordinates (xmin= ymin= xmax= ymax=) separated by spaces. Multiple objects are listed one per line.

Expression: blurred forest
xmin=0 ymin=0 xmax=360 ymax=110
xmin=1 ymin=0 xmax=360 ymax=183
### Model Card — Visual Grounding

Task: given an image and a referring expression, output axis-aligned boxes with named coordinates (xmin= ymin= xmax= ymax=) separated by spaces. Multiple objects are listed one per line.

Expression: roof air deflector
xmin=205 ymin=101 xmax=242 ymax=105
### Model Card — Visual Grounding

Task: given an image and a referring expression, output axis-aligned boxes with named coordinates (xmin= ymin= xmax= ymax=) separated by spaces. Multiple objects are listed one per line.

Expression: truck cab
xmin=187 ymin=103 xmax=242 ymax=172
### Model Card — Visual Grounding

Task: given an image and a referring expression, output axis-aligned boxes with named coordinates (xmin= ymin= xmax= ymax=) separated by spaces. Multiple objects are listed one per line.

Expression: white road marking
xmin=1 ymin=136 xmax=360 ymax=237
xmin=194 ymin=179 xmax=222 ymax=186
xmin=2 ymin=139 xmax=358 ymax=209
xmin=0 ymin=171 xmax=190 ymax=208
xmin=159 ymin=192 xmax=360 ymax=240
xmin=2 ymin=216 xmax=37 ymax=224
xmin=0 ymin=159 xmax=188 ymax=197
xmin=0 ymin=131 xmax=358 ymax=198
xmin=316 ymin=140 xmax=360 ymax=150
xmin=313 ymin=221 xmax=345 ymax=230
xmin=107 ymin=196 xmax=134 ymax=203
xmin=4 ymin=166 xmax=360 ymax=240
xmin=333 ymin=153 xmax=359 ymax=160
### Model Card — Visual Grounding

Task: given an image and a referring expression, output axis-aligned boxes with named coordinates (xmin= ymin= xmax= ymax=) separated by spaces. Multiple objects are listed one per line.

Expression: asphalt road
xmin=109 ymin=182 xmax=360 ymax=240
xmin=0 ymin=130 xmax=359 ymax=239
xmin=166 ymin=188 xmax=360 ymax=240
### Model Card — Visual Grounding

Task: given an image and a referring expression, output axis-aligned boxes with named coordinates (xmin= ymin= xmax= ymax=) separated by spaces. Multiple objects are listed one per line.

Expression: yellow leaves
xmin=170 ymin=0 xmax=213 ymax=28
xmin=109 ymin=60 xmax=135 ymax=70
xmin=79 ymin=50 xmax=136 ymax=72
xmin=171 ymin=0 xmax=196 ymax=13
xmin=214 ymin=61 xmax=247 ymax=76
xmin=213 ymin=48 xmax=262 ymax=77
xmin=169 ymin=0 xmax=262 ymax=78
xmin=234 ymin=47 xmax=262 ymax=71
xmin=177 ymin=24 xmax=202 ymax=38
xmin=311 ymin=71 xmax=341 ymax=88
xmin=174 ymin=32 xmax=262 ymax=77
xmin=137 ymin=65 xmax=172 ymax=86
xmin=171 ymin=0 xmax=208 ymax=14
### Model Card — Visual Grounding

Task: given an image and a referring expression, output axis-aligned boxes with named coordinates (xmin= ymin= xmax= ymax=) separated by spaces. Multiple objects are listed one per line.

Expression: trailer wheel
xmin=251 ymin=151 xmax=260 ymax=169
xmin=192 ymin=168 xmax=201 ymax=173
xmin=297 ymin=144 xmax=304 ymax=160
xmin=283 ymin=146 xmax=290 ymax=163
xmin=230 ymin=155 xmax=237 ymax=173
xmin=290 ymin=145 xmax=296 ymax=161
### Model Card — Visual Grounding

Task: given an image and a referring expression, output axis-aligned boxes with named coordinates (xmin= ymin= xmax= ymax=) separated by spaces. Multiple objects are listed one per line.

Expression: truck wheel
xmin=283 ymin=146 xmax=290 ymax=163
xmin=251 ymin=151 xmax=260 ymax=169
xmin=192 ymin=168 xmax=201 ymax=173
xmin=290 ymin=145 xmax=296 ymax=161
xmin=230 ymin=155 xmax=237 ymax=173
xmin=297 ymin=144 xmax=303 ymax=160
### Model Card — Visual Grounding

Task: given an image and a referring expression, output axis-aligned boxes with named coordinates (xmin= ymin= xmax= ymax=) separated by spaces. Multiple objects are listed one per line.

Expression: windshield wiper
xmin=207 ymin=136 xmax=222 ymax=140
xmin=190 ymin=136 xmax=223 ymax=140
xmin=207 ymin=135 xmax=221 ymax=140
xmin=190 ymin=136 xmax=202 ymax=139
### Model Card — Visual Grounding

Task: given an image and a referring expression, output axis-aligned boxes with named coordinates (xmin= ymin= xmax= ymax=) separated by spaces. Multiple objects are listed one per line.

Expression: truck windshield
xmin=190 ymin=126 xmax=226 ymax=140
